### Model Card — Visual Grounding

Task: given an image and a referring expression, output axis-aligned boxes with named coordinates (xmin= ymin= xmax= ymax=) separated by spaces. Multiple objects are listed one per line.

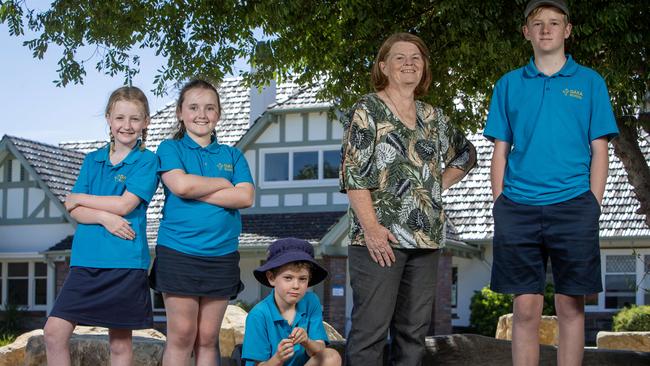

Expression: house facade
xmin=1 ymin=77 xmax=648 ymax=341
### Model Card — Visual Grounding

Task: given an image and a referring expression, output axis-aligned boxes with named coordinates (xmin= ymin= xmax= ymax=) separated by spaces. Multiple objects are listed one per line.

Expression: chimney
xmin=249 ymin=75 xmax=276 ymax=126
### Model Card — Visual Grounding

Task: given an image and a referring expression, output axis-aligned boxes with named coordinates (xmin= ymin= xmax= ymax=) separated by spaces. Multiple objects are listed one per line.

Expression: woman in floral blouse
xmin=340 ymin=32 xmax=477 ymax=365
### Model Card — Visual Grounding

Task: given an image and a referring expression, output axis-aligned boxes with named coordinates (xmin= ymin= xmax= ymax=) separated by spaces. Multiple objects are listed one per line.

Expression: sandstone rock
xmin=21 ymin=326 xmax=165 ymax=366
xmin=219 ymin=305 xmax=247 ymax=359
xmin=597 ymin=331 xmax=650 ymax=352
xmin=323 ymin=321 xmax=344 ymax=342
xmin=424 ymin=334 xmax=650 ymax=366
xmin=496 ymin=313 xmax=559 ymax=346
xmin=0 ymin=329 xmax=43 ymax=366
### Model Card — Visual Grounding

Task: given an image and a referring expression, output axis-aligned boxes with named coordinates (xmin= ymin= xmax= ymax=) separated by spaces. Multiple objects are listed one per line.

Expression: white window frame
xmin=585 ymin=248 xmax=650 ymax=313
xmin=259 ymin=145 xmax=340 ymax=189
xmin=1 ymin=260 xmax=48 ymax=311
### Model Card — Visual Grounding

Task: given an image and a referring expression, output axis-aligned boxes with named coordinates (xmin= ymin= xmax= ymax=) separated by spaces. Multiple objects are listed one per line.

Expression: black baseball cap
xmin=524 ymin=0 xmax=569 ymax=18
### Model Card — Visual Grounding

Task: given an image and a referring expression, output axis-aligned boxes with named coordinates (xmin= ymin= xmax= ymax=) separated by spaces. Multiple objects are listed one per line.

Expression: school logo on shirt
xmin=217 ymin=163 xmax=233 ymax=172
xmin=114 ymin=174 xmax=127 ymax=183
xmin=562 ymin=88 xmax=583 ymax=100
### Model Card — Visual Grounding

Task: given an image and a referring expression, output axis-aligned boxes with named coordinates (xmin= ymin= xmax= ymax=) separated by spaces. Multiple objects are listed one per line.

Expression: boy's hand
xmin=273 ymin=338 xmax=294 ymax=362
xmin=289 ymin=327 xmax=308 ymax=345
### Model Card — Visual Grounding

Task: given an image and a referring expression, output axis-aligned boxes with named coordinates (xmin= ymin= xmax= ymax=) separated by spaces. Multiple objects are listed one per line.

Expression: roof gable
xmin=0 ymin=135 xmax=81 ymax=223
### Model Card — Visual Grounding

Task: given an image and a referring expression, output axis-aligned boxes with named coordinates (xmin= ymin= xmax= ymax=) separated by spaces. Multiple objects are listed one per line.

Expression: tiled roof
xmin=443 ymin=132 xmax=650 ymax=241
xmin=269 ymin=83 xmax=331 ymax=112
xmin=5 ymin=135 xmax=85 ymax=201
xmin=239 ymin=212 xmax=346 ymax=247
xmin=58 ymin=140 xmax=108 ymax=154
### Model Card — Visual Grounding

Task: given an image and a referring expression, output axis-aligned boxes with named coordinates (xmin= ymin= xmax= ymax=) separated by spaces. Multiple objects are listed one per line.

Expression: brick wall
xmin=429 ymin=252 xmax=452 ymax=335
xmin=321 ymin=255 xmax=347 ymax=335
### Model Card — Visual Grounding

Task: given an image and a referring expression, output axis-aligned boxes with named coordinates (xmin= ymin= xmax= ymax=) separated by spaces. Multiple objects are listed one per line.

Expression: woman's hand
xmin=98 ymin=212 xmax=135 ymax=240
xmin=363 ymin=224 xmax=397 ymax=267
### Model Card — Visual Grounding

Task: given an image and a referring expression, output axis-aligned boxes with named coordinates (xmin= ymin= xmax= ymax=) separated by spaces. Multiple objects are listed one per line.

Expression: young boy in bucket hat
xmin=242 ymin=238 xmax=341 ymax=366
xmin=484 ymin=0 xmax=618 ymax=365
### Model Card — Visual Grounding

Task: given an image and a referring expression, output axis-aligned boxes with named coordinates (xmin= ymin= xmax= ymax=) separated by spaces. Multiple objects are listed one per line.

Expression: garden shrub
xmin=612 ymin=305 xmax=650 ymax=331
xmin=469 ymin=283 xmax=556 ymax=336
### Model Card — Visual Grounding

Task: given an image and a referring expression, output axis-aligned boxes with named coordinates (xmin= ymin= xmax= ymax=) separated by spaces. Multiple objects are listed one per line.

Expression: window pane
xmin=35 ymin=278 xmax=47 ymax=305
xmin=323 ymin=150 xmax=340 ymax=179
xmin=8 ymin=279 xmax=28 ymax=306
xmin=605 ymin=274 xmax=637 ymax=309
xmin=35 ymin=263 xmax=47 ymax=277
xmin=265 ymin=153 xmax=289 ymax=181
xmin=8 ymin=263 xmax=28 ymax=277
xmin=293 ymin=152 xmax=318 ymax=180
xmin=606 ymin=255 xmax=635 ymax=273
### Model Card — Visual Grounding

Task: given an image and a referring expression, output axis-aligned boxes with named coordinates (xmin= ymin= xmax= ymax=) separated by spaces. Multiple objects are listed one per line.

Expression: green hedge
xmin=469 ymin=284 xmax=556 ymax=337
xmin=612 ymin=305 xmax=650 ymax=331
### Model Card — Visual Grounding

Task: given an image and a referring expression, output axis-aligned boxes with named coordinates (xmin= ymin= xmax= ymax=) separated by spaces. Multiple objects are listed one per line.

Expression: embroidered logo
xmin=114 ymin=174 xmax=127 ymax=183
xmin=562 ymin=88 xmax=583 ymax=100
xmin=217 ymin=163 xmax=233 ymax=172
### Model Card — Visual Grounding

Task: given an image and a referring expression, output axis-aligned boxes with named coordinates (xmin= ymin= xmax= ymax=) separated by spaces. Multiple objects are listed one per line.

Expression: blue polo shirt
xmin=156 ymin=134 xmax=253 ymax=256
xmin=484 ymin=55 xmax=618 ymax=205
xmin=242 ymin=291 xmax=329 ymax=366
xmin=70 ymin=143 xmax=159 ymax=269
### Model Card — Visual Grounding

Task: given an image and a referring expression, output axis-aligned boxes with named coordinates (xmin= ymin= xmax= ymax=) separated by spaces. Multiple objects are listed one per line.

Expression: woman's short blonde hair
xmin=371 ymin=32 xmax=432 ymax=97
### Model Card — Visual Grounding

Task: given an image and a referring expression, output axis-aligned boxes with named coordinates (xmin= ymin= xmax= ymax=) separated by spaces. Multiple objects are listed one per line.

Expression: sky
xmin=0 ymin=24 xmax=248 ymax=145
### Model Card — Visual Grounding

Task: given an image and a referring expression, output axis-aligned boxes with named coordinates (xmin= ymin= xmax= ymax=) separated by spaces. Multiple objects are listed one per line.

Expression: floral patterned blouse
xmin=339 ymin=93 xmax=476 ymax=249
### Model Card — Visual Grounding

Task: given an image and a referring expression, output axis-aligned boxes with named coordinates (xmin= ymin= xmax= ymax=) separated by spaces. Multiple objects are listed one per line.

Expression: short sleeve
xmin=305 ymin=293 xmax=329 ymax=343
xmin=484 ymin=78 xmax=513 ymax=143
xmin=339 ymin=98 xmax=379 ymax=192
xmin=156 ymin=139 xmax=185 ymax=173
xmin=439 ymin=113 xmax=477 ymax=173
xmin=71 ymin=154 xmax=93 ymax=194
xmin=242 ymin=309 xmax=272 ymax=365
xmin=230 ymin=148 xmax=254 ymax=185
xmin=588 ymin=74 xmax=619 ymax=142
xmin=125 ymin=151 xmax=160 ymax=203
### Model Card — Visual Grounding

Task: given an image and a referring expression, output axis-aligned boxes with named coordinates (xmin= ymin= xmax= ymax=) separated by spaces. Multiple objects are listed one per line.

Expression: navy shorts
xmin=149 ymin=245 xmax=244 ymax=299
xmin=50 ymin=267 xmax=153 ymax=329
xmin=490 ymin=190 xmax=602 ymax=295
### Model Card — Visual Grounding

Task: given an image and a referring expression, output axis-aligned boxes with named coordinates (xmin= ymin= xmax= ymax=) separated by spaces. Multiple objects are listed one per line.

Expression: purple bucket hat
xmin=254 ymin=238 xmax=329 ymax=288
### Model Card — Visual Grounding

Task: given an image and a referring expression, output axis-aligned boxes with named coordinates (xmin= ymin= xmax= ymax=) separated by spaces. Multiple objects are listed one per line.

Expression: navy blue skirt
xmin=50 ymin=267 xmax=153 ymax=329
xmin=149 ymin=245 xmax=244 ymax=299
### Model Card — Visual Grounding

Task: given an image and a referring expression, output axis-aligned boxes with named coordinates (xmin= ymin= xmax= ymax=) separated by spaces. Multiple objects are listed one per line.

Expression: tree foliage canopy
xmin=2 ymin=0 xmax=649 ymax=220
xmin=2 ymin=0 xmax=647 ymax=129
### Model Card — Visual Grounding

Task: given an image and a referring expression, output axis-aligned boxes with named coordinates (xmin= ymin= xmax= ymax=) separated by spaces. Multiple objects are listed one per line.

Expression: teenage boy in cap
xmin=242 ymin=238 xmax=341 ymax=366
xmin=484 ymin=0 xmax=618 ymax=365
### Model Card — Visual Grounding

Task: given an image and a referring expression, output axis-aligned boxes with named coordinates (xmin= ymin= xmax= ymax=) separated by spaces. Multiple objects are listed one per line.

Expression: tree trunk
xmin=611 ymin=119 xmax=650 ymax=226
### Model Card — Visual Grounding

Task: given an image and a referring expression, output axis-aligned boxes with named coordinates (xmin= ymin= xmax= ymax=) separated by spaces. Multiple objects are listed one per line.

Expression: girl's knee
xmin=43 ymin=320 xmax=71 ymax=348
xmin=195 ymin=328 xmax=219 ymax=349
xmin=168 ymin=326 xmax=198 ymax=349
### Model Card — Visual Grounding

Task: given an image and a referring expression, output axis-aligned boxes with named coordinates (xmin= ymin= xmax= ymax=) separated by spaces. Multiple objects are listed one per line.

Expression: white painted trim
xmin=0 ymin=258 xmax=49 ymax=311
xmin=585 ymin=247 xmax=650 ymax=313
xmin=258 ymin=145 xmax=340 ymax=189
